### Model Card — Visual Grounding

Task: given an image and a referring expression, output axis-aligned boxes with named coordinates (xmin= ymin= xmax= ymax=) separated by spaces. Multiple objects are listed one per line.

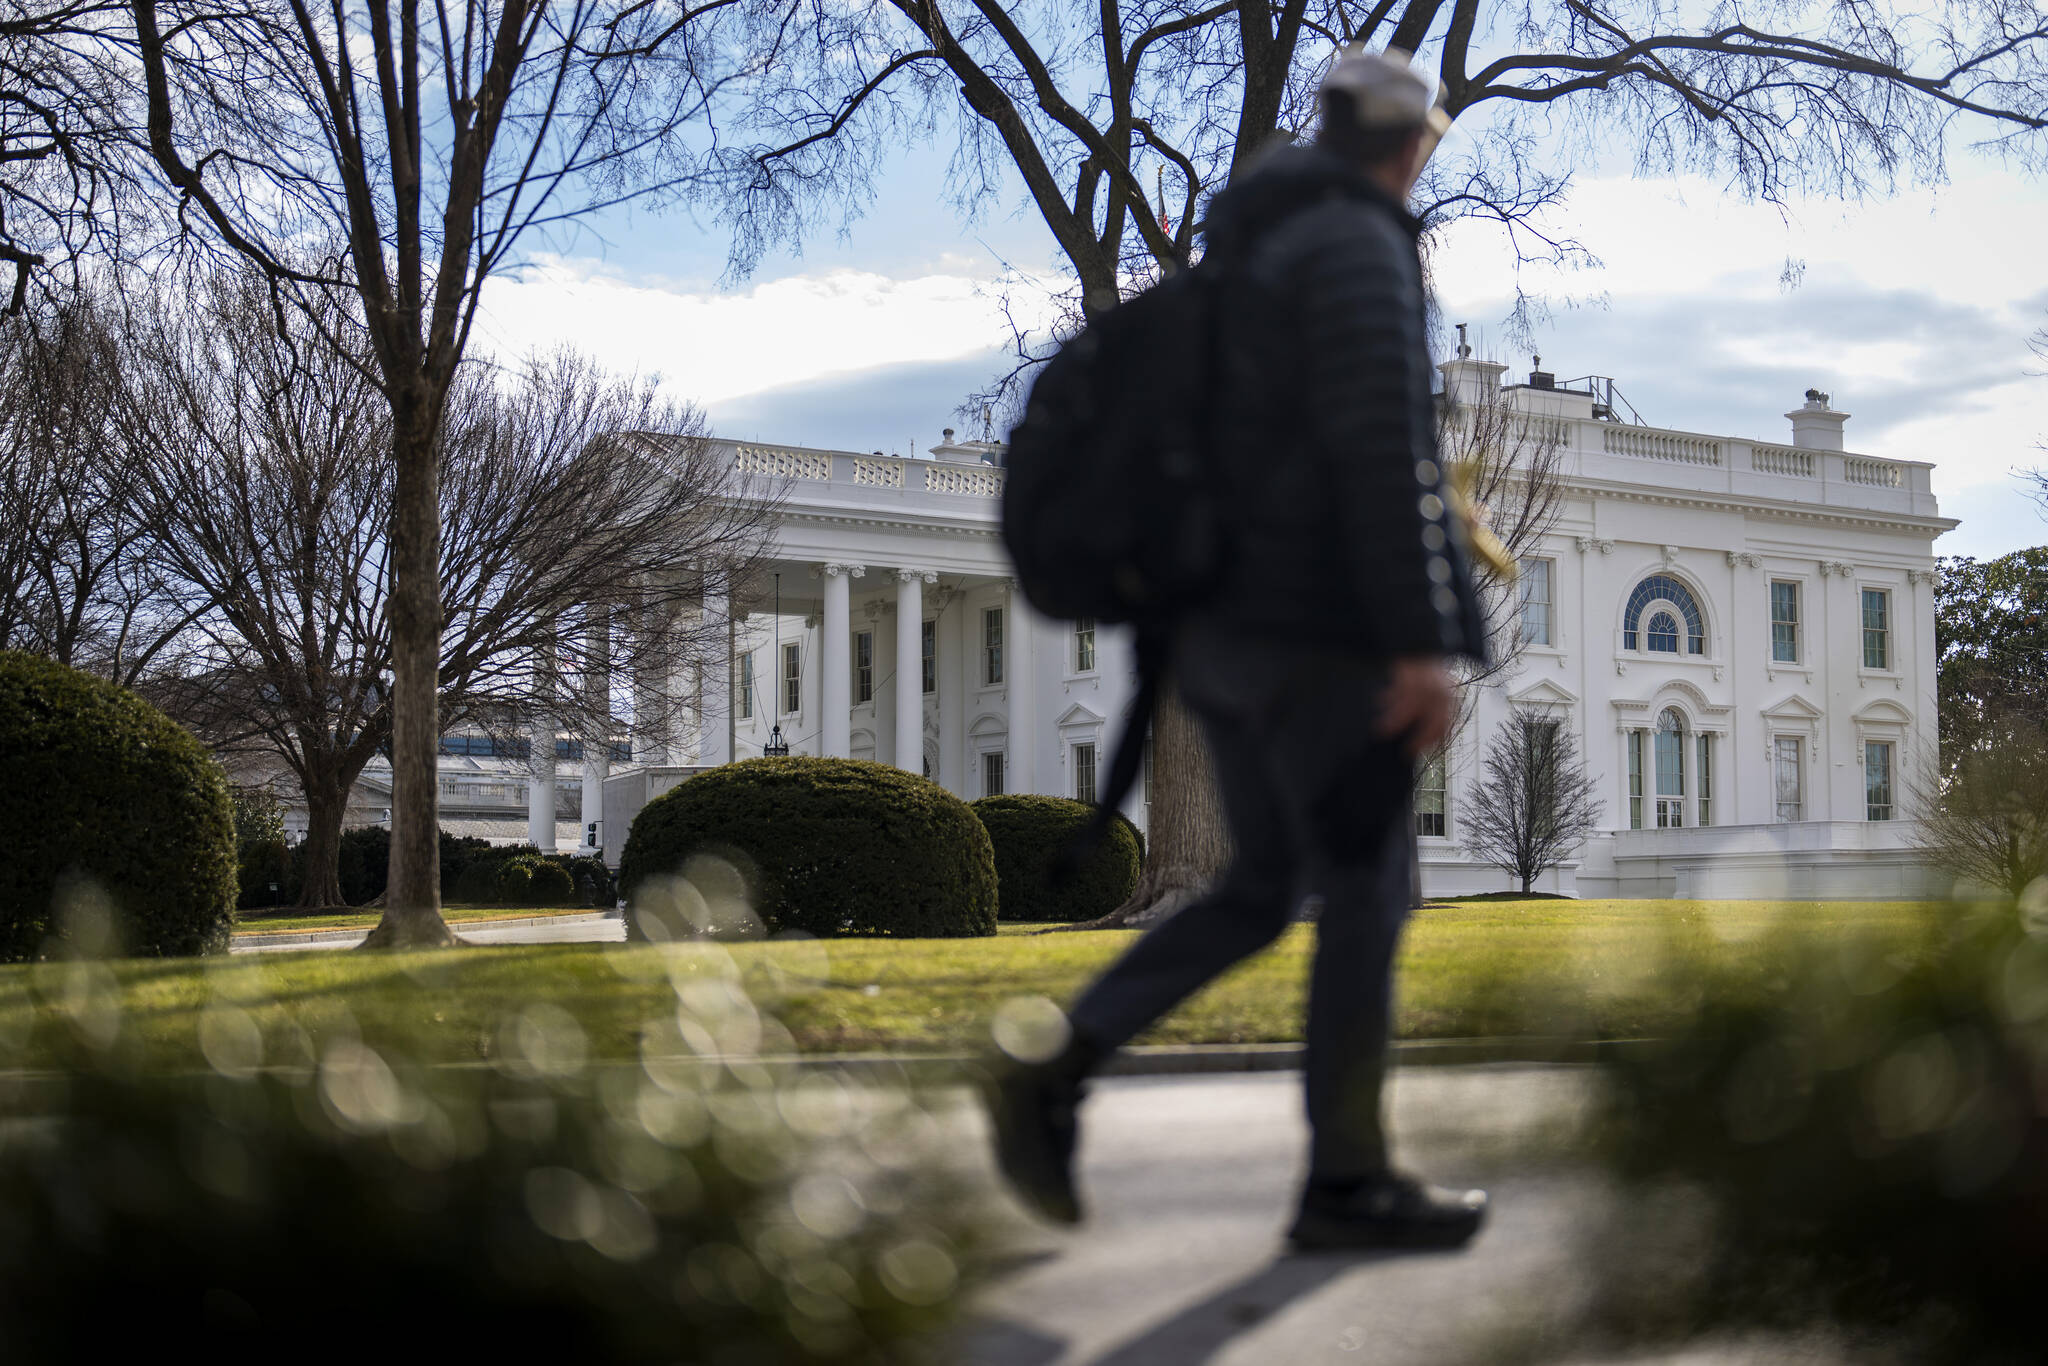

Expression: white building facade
xmin=600 ymin=366 xmax=1953 ymax=899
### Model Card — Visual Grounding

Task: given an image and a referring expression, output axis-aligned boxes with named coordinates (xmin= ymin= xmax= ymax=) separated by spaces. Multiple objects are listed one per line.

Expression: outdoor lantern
xmin=765 ymin=722 xmax=789 ymax=757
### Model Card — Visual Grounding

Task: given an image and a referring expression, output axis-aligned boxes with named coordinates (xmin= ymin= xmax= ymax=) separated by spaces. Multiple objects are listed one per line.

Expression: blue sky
xmin=477 ymin=118 xmax=2048 ymax=562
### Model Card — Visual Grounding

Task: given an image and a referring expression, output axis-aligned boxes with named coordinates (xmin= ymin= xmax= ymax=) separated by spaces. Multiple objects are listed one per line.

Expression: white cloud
xmin=473 ymin=257 xmax=1053 ymax=405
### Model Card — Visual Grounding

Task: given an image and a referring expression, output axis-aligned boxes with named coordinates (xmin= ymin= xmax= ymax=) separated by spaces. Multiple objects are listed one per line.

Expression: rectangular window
xmin=982 ymin=607 xmax=1005 ymax=685
xmin=1627 ymin=731 xmax=1644 ymax=830
xmin=1654 ymin=724 xmax=1684 ymax=829
xmin=854 ymin=630 xmax=874 ymax=704
xmin=921 ymin=619 xmax=936 ymax=695
xmin=1075 ymin=618 xmax=1097 ymax=673
xmin=1774 ymin=736 xmax=1803 ymax=822
xmin=1073 ymin=743 xmax=1097 ymax=805
xmin=1770 ymin=581 xmax=1800 ymax=663
xmin=1518 ymin=557 xmax=1554 ymax=646
xmin=738 ymin=652 xmax=754 ymax=720
xmin=782 ymin=642 xmax=801 ymax=716
xmin=1414 ymin=752 xmax=1447 ymax=838
xmin=1696 ymin=733 xmax=1713 ymax=827
xmin=1866 ymin=740 xmax=1894 ymax=821
xmin=981 ymin=750 xmax=1006 ymax=797
xmin=1862 ymin=588 xmax=1891 ymax=670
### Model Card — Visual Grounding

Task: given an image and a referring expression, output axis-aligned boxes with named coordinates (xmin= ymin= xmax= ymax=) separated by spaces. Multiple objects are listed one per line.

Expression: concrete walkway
xmin=952 ymin=1069 xmax=1857 ymax=1366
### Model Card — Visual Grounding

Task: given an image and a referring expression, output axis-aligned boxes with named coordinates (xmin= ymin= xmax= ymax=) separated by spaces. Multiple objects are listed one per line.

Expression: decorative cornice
xmin=1818 ymin=559 xmax=1855 ymax=577
xmin=895 ymin=568 xmax=940 ymax=584
xmin=1725 ymin=550 xmax=1761 ymax=568
xmin=1575 ymin=536 xmax=1615 ymax=555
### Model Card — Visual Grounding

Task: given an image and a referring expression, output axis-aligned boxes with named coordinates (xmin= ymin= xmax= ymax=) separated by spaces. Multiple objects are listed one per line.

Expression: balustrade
xmin=1751 ymin=444 xmax=1814 ymax=478
xmin=736 ymin=444 xmax=834 ymax=481
xmin=851 ymin=456 xmax=906 ymax=489
xmin=923 ymin=464 xmax=1005 ymax=497
xmin=1602 ymin=427 xmax=1722 ymax=466
xmin=1844 ymin=457 xmax=1904 ymax=488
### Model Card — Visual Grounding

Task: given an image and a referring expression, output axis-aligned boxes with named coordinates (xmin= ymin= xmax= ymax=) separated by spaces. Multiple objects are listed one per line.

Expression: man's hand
xmin=1375 ymin=655 xmax=1455 ymax=759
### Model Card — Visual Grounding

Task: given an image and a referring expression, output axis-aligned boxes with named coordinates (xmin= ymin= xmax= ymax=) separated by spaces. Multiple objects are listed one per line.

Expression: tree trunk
xmin=362 ymin=406 xmax=455 ymax=948
xmin=1066 ymin=687 xmax=1229 ymax=930
xmin=296 ymin=781 xmax=348 ymax=909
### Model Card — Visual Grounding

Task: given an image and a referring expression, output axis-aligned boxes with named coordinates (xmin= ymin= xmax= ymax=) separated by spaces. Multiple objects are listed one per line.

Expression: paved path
xmin=953 ymin=1069 xmax=1855 ymax=1366
xmin=231 ymin=912 xmax=626 ymax=953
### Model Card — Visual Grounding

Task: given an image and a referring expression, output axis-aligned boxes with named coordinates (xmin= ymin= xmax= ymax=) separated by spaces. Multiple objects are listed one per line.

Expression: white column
xmin=894 ymin=570 xmax=930 ymax=771
xmin=527 ymin=719 xmax=557 ymax=851
xmin=820 ymin=563 xmax=862 ymax=757
xmin=580 ymin=606 xmax=610 ymax=851
xmin=698 ymin=583 xmax=732 ymax=767
xmin=1008 ymin=579 xmax=1036 ymax=794
xmin=939 ymin=585 xmax=966 ymax=793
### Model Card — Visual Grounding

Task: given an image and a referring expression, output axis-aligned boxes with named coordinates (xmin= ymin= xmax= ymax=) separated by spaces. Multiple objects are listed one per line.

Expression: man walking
xmin=988 ymin=47 xmax=1492 ymax=1250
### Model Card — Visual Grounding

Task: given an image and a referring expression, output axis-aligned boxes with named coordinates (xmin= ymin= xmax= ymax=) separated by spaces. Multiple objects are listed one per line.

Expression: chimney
xmin=1785 ymin=388 xmax=1849 ymax=451
xmin=1437 ymin=324 xmax=1507 ymax=407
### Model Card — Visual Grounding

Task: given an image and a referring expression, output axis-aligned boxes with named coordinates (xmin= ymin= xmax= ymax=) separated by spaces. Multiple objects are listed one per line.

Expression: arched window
xmin=1646 ymin=611 xmax=1680 ymax=653
xmin=1653 ymin=707 xmax=1686 ymax=827
xmin=1623 ymin=574 xmax=1706 ymax=654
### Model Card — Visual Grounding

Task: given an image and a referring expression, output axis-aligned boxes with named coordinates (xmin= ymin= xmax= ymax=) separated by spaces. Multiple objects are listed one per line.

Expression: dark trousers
xmin=1067 ymin=626 xmax=1418 ymax=1182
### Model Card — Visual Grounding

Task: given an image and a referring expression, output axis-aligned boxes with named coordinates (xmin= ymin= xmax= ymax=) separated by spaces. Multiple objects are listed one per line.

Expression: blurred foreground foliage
xmin=1573 ymin=890 xmax=2048 ymax=1363
xmin=0 ymin=942 xmax=987 ymax=1362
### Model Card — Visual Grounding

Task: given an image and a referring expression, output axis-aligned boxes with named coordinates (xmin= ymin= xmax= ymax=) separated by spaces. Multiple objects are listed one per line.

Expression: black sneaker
xmin=981 ymin=1060 xmax=1086 ymax=1225
xmin=1287 ymin=1172 xmax=1487 ymax=1251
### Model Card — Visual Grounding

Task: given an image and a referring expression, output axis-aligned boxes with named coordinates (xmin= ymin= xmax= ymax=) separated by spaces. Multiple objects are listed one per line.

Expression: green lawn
xmin=232 ymin=904 xmax=605 ymax=935
xmin=0 ymin=899 xmax=1938 ymax=1071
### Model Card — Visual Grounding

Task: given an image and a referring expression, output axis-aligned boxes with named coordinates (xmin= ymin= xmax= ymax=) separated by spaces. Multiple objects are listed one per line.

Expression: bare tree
xmin=128 ymin=0 xmax=746 ymax=944
xmin=0 ymin=2 xmax=143 ymax=312
xmin=1433 ymin=362 xmax=1569 ymax=750
xmin=714 ymin=0 xmax=2046 ymax=926
xmin=1460 ymin=707 xmax=1601 ymax=894
xmin=1916 ymin=718 xmax=2048 ymax=900
xmin=124 ymin=273 xmax=775 ymax=909
xmin=0 ymin=290 xmax=198 ymax=679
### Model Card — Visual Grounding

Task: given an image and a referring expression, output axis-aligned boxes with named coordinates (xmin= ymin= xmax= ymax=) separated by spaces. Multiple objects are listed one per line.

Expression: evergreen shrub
xmin=0 ymin=651 xmax=237 ymax=959
xmin=971 ymin=795 xmax=1142 ymax=923
xmin=231 ymin=791 xmax=294 ymax=911
xmin=0 ymin=996 xmax=983 ymax=1361
xmin=619 ymin=756 xmax=998 ymax=939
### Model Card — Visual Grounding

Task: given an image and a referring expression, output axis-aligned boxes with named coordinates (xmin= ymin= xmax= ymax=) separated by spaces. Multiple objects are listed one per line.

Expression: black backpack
xmin=1000 ymin=265 xmax=1229 ymax=852
xmin=1001 ymin=266 xmax=1227 ymax=626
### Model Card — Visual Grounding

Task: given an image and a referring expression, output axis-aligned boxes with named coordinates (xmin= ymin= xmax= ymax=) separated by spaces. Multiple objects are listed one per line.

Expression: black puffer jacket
xmin=1194 ymin=143 xmax=1488 ymax=665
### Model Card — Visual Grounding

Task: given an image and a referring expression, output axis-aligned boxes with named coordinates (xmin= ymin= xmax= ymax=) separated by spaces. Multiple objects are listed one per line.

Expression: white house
xmin=589 ymin=358 xmax=1954 ymax=899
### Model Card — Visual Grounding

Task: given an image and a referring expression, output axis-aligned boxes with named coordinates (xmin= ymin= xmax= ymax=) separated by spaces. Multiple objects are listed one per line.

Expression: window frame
xmin=1769 ymin=579 xmax=1802 ymax=664
xmin=982 ymin=606 xmax=1005 ymax=686
xmin=920 ymin=619 xmax=936 ymax=695
xmin=1073 ymin=741 xmax=1098 ymax=805
xmin=854 ymin=629 xmax=874 ymax=705
xmin=781 ymin=641 xmax=802 ymax=717
xmin=1696 ymin=732 xmax=1714 ymax=826
xmin=1627 ymin=730 xmax=1645 ymax=830
xmin=1073 ymin=617 xmax=1097 ymax=675
xmin=1773 ymin=735 xmax=1804 ymax=822
xmin=1864 ymin=739 xmax=1895 ymax=821
xmin=1860 ymin=586 xmax=1893 ymax=672
xmin=1414 ymin=751 xmax=1448 ymax=838
xmin=737 ymin=651 xmax=754 ymax=720
xmin=1517 ymin=556 xmax=1555 ymax=647
xmin=981 ymin=749 xmax=1006 ymax=798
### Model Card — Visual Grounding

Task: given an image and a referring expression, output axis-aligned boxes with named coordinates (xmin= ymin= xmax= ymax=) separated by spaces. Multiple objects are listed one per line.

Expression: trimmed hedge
xmin=620 ymin=757 xmax=997 ymax=939
xmin=972 ymin=795 xmax=1143 ymax=923
xmin=446 ymin=845 xmax=606 ymax=907
xmin=0 ymin=651 xmax=237 ymax=959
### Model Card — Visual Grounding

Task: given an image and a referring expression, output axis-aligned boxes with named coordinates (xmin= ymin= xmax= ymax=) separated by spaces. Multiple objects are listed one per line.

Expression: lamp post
xmin=764 ymin=572 xmax=790 ymax=757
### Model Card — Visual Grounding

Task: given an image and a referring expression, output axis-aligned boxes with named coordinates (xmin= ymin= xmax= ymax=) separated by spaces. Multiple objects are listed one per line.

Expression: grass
xmin=0 ymin=899 xmax=1938 ymax=1071
xmin=232 ymin=904 xmax=605 ymax=935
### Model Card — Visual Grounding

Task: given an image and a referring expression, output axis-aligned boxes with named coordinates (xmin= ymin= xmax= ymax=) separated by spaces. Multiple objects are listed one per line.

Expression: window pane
xmin=1774 ymin=736 xmax=1802 ymax=821
xmin=1075 ymin=618 xmax=1096 ymax=673
xmin=1628 ymin=731 xmax=1644 ymax=830
xmin=739 ymin=653 xmax=753 ymax=719
xmin=783 ymin=642 xmax=801 ymax=715
xmin=921 ymin=620 xmax=936 ymax=694
xmin=983 ymin=608 xmax=1004 ymax=685
xmin=982 ymin=751 xmax=1005 ymax=797
xmin=1647 ymin=611 xmax=1679 ymax=653
xmin=1074 ymin=743 xmax=1097 ymax=804
xmin=1862 ymin=589 xmax=1889 ymax=669
xmin=1413 ymin=753 xmax=1447 ymax=837
xmin=855 ymin=631 xmax=873 ymax=704
xmin=1518 ymin=559 xmax=1553 ymax=645
xmin=1770 ymin=582 xmax=1799 ymax=663
xmin=1866 ymin=741 xmax=1893 ymax=820
xmin=1697 ymin=733 xmax=1713 ymax=826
